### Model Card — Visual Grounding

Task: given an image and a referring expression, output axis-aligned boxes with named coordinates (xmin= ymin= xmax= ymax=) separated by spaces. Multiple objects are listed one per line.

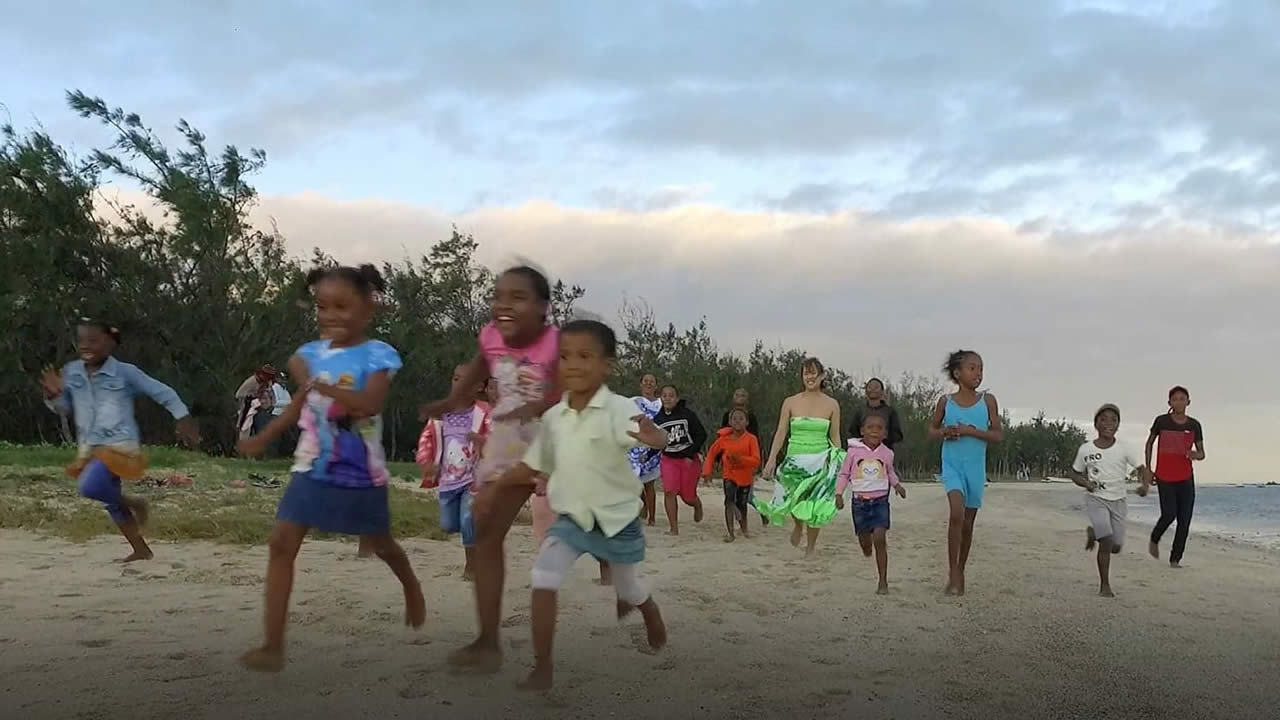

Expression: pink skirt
xmin=475 ymin=418 xmax=555 ymax=546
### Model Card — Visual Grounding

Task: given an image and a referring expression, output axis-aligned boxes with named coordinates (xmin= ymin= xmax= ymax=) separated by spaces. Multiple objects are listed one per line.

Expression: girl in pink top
xmin=835 ymin=415 xmax=907 ymax=594
xmin=419 ymin=265 xmax=602 ymax=673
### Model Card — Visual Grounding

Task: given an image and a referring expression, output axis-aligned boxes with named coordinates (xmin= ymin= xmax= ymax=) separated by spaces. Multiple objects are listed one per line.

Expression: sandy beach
xmin=2 ymin=482 xmax=1278 ymax=720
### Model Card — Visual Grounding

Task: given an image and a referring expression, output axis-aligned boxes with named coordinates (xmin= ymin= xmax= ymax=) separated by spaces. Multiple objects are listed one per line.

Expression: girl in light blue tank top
xmin=930 ymin=350 xmax=1003 ymax=596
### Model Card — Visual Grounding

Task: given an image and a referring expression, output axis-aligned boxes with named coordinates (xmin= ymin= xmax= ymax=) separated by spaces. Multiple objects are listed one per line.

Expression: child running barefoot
xmin=653 ymin=384 xmax=708 ymax=535
xmin=756 ymin=357 xmax=845 ymax=558
xmin=420 ymin=265 xmax=606 ymax=673
xmin=480 ymin=320 xmax=668 ymax=692
xmin=834 ymin=415 xmax=907 ymax=594
xmin=237 ymin=265 xmax=425 ymax=673
xmin=39 ymin=319 xmax=201 ymax=563
xmin=928 ymin=350 xmax=1003 ymax=596
xmin=1069 ymin=404 xmax=1151 ymax=597
xmin=720 ymin=387 xmax=766 ymax=526
xmin=702 ymin=408 xmax=761 ymax=542
xmin=629 ymin=373 xmax=663 ymax=526
xmin=416 ymin=364 xmax=492 ymax=581
xmin=1145 ymin=386 xmax=1205 ymax=568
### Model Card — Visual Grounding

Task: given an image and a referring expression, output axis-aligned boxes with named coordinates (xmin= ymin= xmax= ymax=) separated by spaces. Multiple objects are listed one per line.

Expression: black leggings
xmin=1150 ymin=479 xmax=1195 ymax=563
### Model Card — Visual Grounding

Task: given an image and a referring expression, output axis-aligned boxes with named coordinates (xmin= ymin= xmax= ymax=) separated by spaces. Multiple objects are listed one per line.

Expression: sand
xmin=1 ymin=483 xmax=1278 ymax=720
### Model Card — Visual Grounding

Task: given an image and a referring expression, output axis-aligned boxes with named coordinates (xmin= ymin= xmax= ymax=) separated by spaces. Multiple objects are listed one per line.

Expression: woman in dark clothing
xmin=848 ymin=378 xmax=904 ymax=449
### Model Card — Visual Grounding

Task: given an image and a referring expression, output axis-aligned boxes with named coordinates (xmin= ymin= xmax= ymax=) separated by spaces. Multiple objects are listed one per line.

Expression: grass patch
xmin=0 ymin=443 xmax=445 ymax=545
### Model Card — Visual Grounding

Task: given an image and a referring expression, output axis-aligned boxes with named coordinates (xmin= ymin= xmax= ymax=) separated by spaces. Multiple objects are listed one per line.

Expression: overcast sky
xmin=3 ymin=1 xmax=1276 ymax=481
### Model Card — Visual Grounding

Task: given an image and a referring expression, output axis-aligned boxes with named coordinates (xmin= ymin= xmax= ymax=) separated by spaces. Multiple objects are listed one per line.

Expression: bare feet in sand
xmin=641 ymin=600 xmax=667 ymax=651
xmin=115 ymin=549 xmax=153 ymax=563
xmin=693 ymin=503 xmax=704 ymax=523
xmin=239 ymin=647 xmax=284 ymax=673
xmin=404 ymin=583 xmax=426 ymax=628
xmin=804 ymin=546 xmax=817 ymax=560
xmin=1086 ymin=527 xmax=1096 ymax=551
xmin=789 ymin=524 xmax=803 ymax=548
xmin=1169 ymin=561 xmax=1183 ymax=569
xmin=446 ymin=642 xmax=502 ymax=673
xmin=666 ymin=528 xmax=679 ymax=536
xmin=462 ymin=567 xmax=475 ymax=582
xmin=876 ymin=583 xmax=889 ymax=595
xmin=741 ymin=529 xmax=751 ymax=539
xmin=517 ymin=665 xmax=553 ymax=692
xmin=723 ymin=534 xmax=735 ymax=543
xmin=1148 ymin=541 xmax=1159 ymax=559
xmin=1099 ymin=584 xmax=1115 ymax=598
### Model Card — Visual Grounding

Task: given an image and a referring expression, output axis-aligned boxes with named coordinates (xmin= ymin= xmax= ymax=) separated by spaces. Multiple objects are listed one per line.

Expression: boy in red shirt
xmin=1146 ymin=386 xmax=1206 ymax=568
xmin=702 ymin=408 xmax=761 ymax=542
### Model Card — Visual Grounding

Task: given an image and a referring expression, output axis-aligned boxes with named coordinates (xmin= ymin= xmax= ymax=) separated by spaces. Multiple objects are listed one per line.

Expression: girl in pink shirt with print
xmin=835 ymin=414 xmax=907 ymax=594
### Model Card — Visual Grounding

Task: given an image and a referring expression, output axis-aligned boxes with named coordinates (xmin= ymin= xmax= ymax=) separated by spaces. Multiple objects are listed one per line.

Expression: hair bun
xmin=357 ymin=263 xmax=387 ymax=292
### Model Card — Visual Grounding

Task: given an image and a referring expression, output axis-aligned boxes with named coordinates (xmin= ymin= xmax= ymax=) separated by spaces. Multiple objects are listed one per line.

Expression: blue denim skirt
xmin=277 ymin=471 xmax=391 ymax=536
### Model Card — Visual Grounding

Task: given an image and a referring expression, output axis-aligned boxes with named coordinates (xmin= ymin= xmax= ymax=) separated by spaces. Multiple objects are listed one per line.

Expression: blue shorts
xmin=77 ymin=459 xmax=132 ymax=525
xmin=942 ymin=462 xmax=985 ymax=509
xmin=438 ymin=485 xmax=476 ymax=548
xmin=851 ymin=495 xmax=891 ymax=534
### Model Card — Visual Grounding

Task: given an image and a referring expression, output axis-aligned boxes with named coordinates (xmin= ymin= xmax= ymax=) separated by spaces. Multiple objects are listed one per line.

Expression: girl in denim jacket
xmin=40 ymin=320 xmax=201 ymax=562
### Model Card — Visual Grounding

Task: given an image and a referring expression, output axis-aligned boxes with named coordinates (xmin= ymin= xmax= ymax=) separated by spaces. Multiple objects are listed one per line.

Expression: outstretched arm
xmin=420 ymin=352 xmax=488 ymax=420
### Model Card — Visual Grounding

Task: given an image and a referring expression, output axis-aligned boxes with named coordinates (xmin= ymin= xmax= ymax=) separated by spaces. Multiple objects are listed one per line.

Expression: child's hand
xmin=762 ymin=459 xmax=776 ymax=479
xmin=533 ymin=474 xmax=548 ymax=497
xmin=39 ymin=366 xmax=63 ymax=399
xmin=941 ymin=426 xmax=961 ymax=440
xmin=895 ymin=485 xmax=907 ymax=499
xmin=835 ymin=495 xmax=845 ymax=510
xmin=629 ymin=415 xmax=668 ymax=448
xmin=175 ymin=417 xmax=202 ymax=448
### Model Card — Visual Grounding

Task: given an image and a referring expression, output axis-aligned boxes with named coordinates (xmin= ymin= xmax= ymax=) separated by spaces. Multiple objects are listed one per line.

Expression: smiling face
xmin=729 ymin=408 xmax=748 ymax=432
xmin=76 ymin=325 xmax=115 ymax=368
xmin=660 ymin=385 xmax=679 ymax=411
xmin=801 ymin=365 xmax=824 ymax=391
xmin=559 ymin=330 xmax=610 ymax=396
xmin=491 ymin=270 xmax=547 ymax=344
xmin=639 ymin=373 xmax=658 ymax=398
xmin=314 ymin=276 xmax=373 ymax=346
xmin=1095 ymin=408 xmax=1119 ymax=441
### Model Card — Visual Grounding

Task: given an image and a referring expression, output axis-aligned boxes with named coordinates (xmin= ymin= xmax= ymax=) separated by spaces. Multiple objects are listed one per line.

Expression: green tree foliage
xmin=1 ymin=92 xmax=1084 ymax=475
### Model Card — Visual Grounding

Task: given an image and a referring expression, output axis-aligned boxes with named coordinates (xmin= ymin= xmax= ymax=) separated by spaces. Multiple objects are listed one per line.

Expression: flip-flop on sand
xmin=249 ymin=474 xmax=282 ymax=489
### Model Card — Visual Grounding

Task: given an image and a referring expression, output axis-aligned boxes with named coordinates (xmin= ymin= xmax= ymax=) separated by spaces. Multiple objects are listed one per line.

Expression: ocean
xmin=1123 ymin=484 xmax=1280 ymax=551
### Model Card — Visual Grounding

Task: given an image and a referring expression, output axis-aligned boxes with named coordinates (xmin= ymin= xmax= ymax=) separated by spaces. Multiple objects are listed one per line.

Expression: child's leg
xmin=611 ymin=563 xmax=667 ymax=651
xmin=872 ymin=528 xmax=889 ymax=592
xmin=364 ymin=534 xmax=427 ymax=627
xmin=735 ymin=488 xmax=750 ymax=536
xmin=531 ymin=494 xmax=555 ymax=547
xmin=1149 ymin=481 xmax=1176 ymax=558
xmin=1169 ymin=480 xmax=1195 ymax=566
xmin=681 ymin=461 xmax=704 ymax=521
xmin=642 ymin=481 xmax=657 ymax=525
xmin=241 ymin=521 xmax=308 ymax=672
xmin=956 ymin=508 xmax=978 ymax=594
xmin=857 ymin=532 xmax=873 ymax=557
xmin=790 ymin=517 xmax=804 ymax=547
xmin=804 ymin=525 xmax=820 ymax=558
xmin=78 ymin=460 xmax=152 ymax=562
xmin=722 ymin=481 xmax=736 ymax=541
xmin=459 ymin=489 xmax=477 ymax=581
xmin=660 ymin=458 xmax=680 ymax=534
xmin=448 ymin=482 xmax=531 ymax=670
xmin=523 ymin=536 xmax=581 ymax=691
xmin=945 ymin=490 xmax=965 ymax=594
xmin=663 ymin=491 xmax=680 ymax=534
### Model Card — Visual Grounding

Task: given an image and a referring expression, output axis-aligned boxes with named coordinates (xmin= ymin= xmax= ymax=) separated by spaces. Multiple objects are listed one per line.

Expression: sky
xmin=3 ymin=1 xmax=1277 ymax=481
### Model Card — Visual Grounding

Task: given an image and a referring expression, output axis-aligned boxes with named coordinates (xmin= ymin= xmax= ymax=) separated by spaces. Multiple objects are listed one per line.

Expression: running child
xmin=1069 ymin=404 xmax=1151 ymax=597
xmin=928 ymin=349 xmax=1002 ymax=596
xmin=420 ymin=265 xmax=604 ymax=673
xmin=236 ymin=264 xmax=425 ymax=672
xmin=630 ymin=373 xmax=663 ymax=526
xmin=720 ymin=387 xmax=766 ymax=525
xmin=417 ymin=364 xmax=492 ymax=581
xmin=482 ymin=319 xmax=668 ymax=691
xmin=1145 ymin=386 xmax=1205 ymax=568
xmin=654 ymin=384 xmax=708 ymax=535
xmin=834 ymin=414 xmax=907 ymax=594
xmin=39 ymin=319 xmax=201 ymax=562
xmin=702 ymin=408 xmax=761 ymax=542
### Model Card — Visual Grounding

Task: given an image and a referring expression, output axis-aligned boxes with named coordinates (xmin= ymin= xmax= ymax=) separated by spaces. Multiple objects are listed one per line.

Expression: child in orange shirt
xmin=702 ymin=408 xmax=761 ymax=542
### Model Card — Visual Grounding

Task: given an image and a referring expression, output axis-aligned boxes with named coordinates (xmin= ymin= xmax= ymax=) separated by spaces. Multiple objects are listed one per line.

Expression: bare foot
xmin=239 ymin=647 xmax=285 ymax=673
xmin=115 ymin=549 xmax=153 ymax=563
xmin=666 ymin=528 xmax=679 ymax=536
xmin=517 ymin=665 xmax=553 ymax=692
xmin=804 ymin=546 xmax=817 ymax=560
xmin=789 ymin=524 xmax=803 ymax=548
xmin=741 ymin=529 xmax=751 ymax=539
xmin=944 ymin=584 xmax=958 ymax=596
xmin=647 ymin=519 xmax=656 ymax=527
xmin=462 ymin=566 xmax=475 ymax=582
xmin=876 ymin=583 xmax=889 ymax=595
xmin=446 ymin=641 xmax=502 ymax=673
xmin=1099 ymin=585 xmax=1115 ymax=598
xmin=617 ymin=599 xmax=635 ymax=620
xmin=640 ymin=599 xmax=667 ymax=650
xmin=693 ymin=503 xmax=704 ymax=523
xmin=1148 ymin=541 xmax=1159 ymax=559
xmin=955 ymin=577 xmax=966 ymax=596
xmin=1085 ymin=526 xmax=1096 ymax=551
xmin=723 ymin=534 xmax=735 ymax=543
xmin=404 ymin=582 xmax=426 ymax=628
xmin=1169 ymin=561 xmax=1182 ymax=569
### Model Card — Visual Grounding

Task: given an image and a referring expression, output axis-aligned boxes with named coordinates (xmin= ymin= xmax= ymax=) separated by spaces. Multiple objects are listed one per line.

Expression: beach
xmin=1 ymin=483 xmax=1278 ymax=720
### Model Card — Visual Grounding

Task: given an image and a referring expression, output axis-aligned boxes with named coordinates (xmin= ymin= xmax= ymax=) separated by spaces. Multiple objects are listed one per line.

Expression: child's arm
xmin=123 ymin=364 xmax=200 ymax=446
xmin=834 ymin=451 xmax=856 ymax=496
xmin=420 ymin=352 xmax=488 ymax=420
xmin=1190 ymin=423 xmax=1206 ymax=461
xmin=763 ymin=398 xmax=792 ymax=476
xmin=494 ymin=356 xmax=564 ymax=424
xmin=888 ymin=407 xmax=905 ymax=448
xmin=1144 ymin=425 xmax=1158 ymax=471
xmin=886 ymin=449 xmax=906 ymax=498
xmin=958 ymin=394 xmax=1004 ymax=443
xmin=744 ymin=436 xmax=761 ymax=473
xmin=312 ymin=370 xmax=391 ymax=418
xmin=40 ymin=365 xmax=71 ymax=415
xmin=690 ymin=412 xmax=708 ymax=455
xmin=701 ymin=439 xmax=722 ymax=478
xmin=927 ymin=397 xmax=950 ymax=439
xmin=1068 ymin=445 xmax=1095 ymax=491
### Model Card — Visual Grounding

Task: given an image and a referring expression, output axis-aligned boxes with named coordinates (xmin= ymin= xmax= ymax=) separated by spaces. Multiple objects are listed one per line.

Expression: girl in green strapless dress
xmin=756 ymin=358 xmax=845 ymax=558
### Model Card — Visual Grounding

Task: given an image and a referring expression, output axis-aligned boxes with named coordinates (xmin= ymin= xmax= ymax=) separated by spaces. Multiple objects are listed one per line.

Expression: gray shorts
xmin=1085 ymin=494 xmax=1126 ymax=548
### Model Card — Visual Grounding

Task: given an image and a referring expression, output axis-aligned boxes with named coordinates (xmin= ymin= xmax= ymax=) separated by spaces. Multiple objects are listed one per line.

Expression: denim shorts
xmin=438 ymin=485 xmax=476 ymax=548
xmin=851 ymin=495 xmax=891 ymax=534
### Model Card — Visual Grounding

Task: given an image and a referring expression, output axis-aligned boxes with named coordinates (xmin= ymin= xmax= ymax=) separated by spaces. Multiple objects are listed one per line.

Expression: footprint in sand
xmin=57 ymin=592 xmax=83 ymax=598
xmin=500 ymin=613 xmax=528 ymax=628
xmin=78 ymin=639 xmax=112 ymax=649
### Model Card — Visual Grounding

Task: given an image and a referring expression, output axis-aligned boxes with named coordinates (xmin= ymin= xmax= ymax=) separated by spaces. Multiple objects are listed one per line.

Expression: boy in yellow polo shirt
xmin=485 ymin=319 xmax=669 ymax=691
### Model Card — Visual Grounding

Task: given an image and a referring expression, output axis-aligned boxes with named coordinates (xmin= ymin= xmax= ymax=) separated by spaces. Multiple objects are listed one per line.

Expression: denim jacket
xmin=46 ymin=356 xmax=190 ymax=453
